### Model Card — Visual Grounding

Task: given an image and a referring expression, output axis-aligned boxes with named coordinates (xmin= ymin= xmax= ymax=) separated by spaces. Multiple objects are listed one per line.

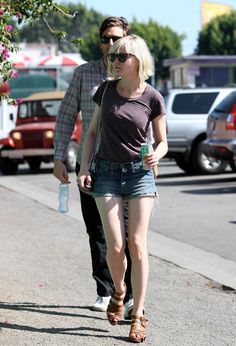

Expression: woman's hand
xmin=144 ymin=151 xmax=159 ymax=168
xmin=77 ymin=171 xmax=92 ymax=190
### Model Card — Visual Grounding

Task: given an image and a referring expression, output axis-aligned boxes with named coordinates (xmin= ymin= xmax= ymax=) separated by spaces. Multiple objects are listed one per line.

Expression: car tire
xmin=229 ymin=160 xmax=236 ymax=172
xmin=0 ymin=157 xmax=18 ymax=175
xmin=28 ymin=158 xmax=41 ymax=171
xmin=175 ymin=157 xmax=195 ymax=174
xmin=191 ymin=140 xmax=228 ymax=174
xmin=65 ymin=141 xmax=79 ymax=172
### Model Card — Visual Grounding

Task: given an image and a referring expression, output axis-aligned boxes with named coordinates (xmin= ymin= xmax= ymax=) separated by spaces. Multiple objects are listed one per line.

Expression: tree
xmin=0 ymin=0 xmax=79 ymax=103
xmin=131 ymin=19 xmax=183 ymax=82
xmin=196 ymin=10 xmax=236 ymax=55
xmin=77 ymin=18 xmax=184 ymax=81
xmin=1 ymin=1 xmax=184 ymax=99
xmin=14 ymin=4 xmax=104 ymax=53
xmin=79 ymin=19 xmax=184 ymax=82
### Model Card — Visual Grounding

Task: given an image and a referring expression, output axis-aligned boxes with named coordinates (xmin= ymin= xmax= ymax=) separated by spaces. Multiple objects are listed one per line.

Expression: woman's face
xmin=111 ymin=48 xmax=139 ymax=78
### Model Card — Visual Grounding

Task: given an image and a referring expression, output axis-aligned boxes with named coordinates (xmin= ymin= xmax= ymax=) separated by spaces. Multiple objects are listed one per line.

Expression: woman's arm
xmin=145 ymin=114 xmax=168 ymax=168
xmin=77 ymin=104 xmax=101 ymax=189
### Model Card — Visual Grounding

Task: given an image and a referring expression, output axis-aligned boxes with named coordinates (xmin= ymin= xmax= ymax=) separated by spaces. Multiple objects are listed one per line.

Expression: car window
xmin=36 ymin=77 xmax=56 ymax=88
xmin=214 ymin=91 xmax=236 ymax=113
xmin=18 ymin=99 xmax=62 ymax=118
xmin=10 ymin=77 xmax=36 ymax=88
xmin=172 ymin=92 xmax=219 ymax=114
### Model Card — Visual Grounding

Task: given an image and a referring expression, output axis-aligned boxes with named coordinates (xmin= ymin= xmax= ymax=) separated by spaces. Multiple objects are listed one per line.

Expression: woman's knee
xmin=128 ymin=239 xmax=147 ymax=260
xmin=107 ymin=244 xmax=125 ymax=260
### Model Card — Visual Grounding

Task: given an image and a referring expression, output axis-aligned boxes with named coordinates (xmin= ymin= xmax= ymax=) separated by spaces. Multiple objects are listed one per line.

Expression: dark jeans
xmin=76 ymin=163 xmax=132 ymax=302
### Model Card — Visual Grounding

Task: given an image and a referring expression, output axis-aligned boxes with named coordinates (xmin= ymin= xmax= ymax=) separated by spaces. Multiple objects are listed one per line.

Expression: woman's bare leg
xmin=128 ymin=197 xmax=154 ymax=316
xmin=95 ymin=196 xmax=126 ymax=294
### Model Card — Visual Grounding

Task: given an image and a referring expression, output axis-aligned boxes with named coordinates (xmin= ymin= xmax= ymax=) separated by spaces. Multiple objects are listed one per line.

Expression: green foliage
xmin=14 ymin=4 xmax=104 ymax=53
xmin=1 ymin=0 xmax=184 ymax=102
xmin=13 ymin=6 xmax=184 ymax=80
xmin=196 ymin=10 xmax=236 ymax=55
xmin=79 ymin=18 xmax=184 ymax=80
xmin=131 ymin=19 xmax=183 ymax=80
xmin=0 ymin=0 xmax=79 ymax=103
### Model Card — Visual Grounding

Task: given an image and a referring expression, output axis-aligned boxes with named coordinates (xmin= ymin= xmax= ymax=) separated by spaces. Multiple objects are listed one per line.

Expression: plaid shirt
xmin=54 ymin=59 xmax=108 ymax=163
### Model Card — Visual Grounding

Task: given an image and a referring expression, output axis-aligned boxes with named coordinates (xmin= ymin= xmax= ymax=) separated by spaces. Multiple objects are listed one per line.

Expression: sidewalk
xmin=0 ymin=184 xmax=236 ymax=346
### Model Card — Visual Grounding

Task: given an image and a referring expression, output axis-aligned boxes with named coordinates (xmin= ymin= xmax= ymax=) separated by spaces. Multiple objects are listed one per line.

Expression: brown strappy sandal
xmin=106 ymin=285 xmax=126 ymax=325
xmin=129 ymin=315 xmax=148 ymax=343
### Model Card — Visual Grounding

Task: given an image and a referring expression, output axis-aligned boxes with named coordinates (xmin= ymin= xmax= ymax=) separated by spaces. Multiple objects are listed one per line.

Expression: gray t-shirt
xmin=93 ymin=80 xmax=166 ymax=163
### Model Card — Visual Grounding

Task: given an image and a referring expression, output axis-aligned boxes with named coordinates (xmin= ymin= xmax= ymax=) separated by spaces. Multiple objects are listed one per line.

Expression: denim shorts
xmin=92 ymin=159 xmax=157 ymax=199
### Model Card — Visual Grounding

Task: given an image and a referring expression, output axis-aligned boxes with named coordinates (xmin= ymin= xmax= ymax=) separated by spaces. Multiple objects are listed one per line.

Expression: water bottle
xmin=58 ymin=183 xmax=69 ymax=213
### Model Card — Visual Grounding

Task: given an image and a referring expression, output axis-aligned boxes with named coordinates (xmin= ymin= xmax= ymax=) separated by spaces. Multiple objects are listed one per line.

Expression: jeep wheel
xmin=65 ymin=141 xmax=79 ymax=172
xmin=191 ymin=140 xmax=228 ymax=174
xmin=229 ymin=160 xmax=236 ymax=172
xmin=28 ymin=158 xmax=41 ymax=171
xmin=0 ymin=157 xmax=18 ymax=175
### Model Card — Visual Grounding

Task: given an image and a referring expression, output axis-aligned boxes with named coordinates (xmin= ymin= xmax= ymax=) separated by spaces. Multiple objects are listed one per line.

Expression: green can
xmin=141 ymin=143 xmax=153 ymax=170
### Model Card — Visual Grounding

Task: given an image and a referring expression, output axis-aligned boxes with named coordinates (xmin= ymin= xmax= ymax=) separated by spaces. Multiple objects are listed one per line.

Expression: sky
xmin=60 ymin=0 xmax=236 ymax=55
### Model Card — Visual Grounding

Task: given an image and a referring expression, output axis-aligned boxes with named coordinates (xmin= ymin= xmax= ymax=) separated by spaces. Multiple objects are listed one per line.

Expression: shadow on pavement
xmin=157 ymin=174 xmax=236 ymax=186
xmin=181 ymin=186 xmax=236 ymax=195
xmin=0 ymin=301 xmax=104 ymax=320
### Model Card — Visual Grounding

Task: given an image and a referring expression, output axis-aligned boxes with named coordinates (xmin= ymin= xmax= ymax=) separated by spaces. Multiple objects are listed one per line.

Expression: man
xmin=53 ymin=17 xmax=133 ymax=318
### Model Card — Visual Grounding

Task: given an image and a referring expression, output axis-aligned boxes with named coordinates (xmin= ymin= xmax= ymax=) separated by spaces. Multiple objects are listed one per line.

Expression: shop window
xmin=196 ymin=67 xmax=228 ymax=87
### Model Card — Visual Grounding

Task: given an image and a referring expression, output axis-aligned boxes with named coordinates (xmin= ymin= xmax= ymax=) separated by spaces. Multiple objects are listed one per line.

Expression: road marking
xmin=1 ymin=176 xmax=236 ymax=290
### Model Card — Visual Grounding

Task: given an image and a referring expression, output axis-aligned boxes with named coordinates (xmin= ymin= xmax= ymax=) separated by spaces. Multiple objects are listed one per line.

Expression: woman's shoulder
xmin=145 ymin=83 xmax=164 ymax=100
xmin=144 ymin=84 xmax=166 ymax=115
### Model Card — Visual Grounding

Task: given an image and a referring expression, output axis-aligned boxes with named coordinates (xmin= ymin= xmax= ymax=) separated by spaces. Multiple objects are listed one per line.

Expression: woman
xmin=77 ymin=34 xmax=168 ymax=343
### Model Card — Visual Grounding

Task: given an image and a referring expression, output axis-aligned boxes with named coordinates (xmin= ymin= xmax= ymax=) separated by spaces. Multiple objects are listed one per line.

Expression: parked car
xmin=0 ymin=91 xmax=82 ymax=175
xmin=205 ymin=91 xmax=236 ymax=171
xmin=165 ymin=87 xmax=236 ymax=174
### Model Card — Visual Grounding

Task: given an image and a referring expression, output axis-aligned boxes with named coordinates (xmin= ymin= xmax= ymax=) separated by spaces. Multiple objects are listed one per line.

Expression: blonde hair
xmin=108 ymin=34 xmax=154 ymax=81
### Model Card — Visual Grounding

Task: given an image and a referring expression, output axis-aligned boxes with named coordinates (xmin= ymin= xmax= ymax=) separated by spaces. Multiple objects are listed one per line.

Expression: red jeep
xmin=0 ymin=91 xmax=82 ymax=175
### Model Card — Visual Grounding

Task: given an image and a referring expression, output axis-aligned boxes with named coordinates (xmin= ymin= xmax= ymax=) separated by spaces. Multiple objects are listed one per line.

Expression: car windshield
xmin=18 ymin=99 xmax=62 ymax=119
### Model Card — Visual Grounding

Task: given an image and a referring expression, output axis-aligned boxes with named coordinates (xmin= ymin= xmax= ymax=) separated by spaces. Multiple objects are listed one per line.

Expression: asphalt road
xmin=0 ymin=160 xmax=236 ymax=346
xmin=4 ymin=159 xmax=236 ymax=263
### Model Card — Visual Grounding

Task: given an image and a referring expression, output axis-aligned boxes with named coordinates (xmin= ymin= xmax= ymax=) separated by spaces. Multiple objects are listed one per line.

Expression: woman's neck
xmin=117 ymin=78 xmax=146 ymax=98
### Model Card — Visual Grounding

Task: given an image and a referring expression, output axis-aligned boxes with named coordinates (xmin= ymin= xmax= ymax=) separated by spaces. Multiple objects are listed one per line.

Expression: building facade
xmin=164 ymin=55 xmax=236 ymax=88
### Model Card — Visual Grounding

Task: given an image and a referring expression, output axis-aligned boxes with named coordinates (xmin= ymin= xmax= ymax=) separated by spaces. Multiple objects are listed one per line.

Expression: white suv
xmin=165 ymin=87 xmax=236 ymax=174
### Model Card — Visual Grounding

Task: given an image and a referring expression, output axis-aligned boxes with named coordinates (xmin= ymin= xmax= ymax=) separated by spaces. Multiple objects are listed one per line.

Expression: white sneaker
xmin=123 ymin=299 xmax=145 ymax=320
xmin=123 ymin=298 xmax=134 ymax=320
xmin=92 ymin=295 xmax=111 ymax=312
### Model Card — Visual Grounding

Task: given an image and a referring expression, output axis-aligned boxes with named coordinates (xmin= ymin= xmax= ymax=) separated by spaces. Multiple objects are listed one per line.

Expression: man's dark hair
xmin=99 ymin=16 xmax=132 ymax=37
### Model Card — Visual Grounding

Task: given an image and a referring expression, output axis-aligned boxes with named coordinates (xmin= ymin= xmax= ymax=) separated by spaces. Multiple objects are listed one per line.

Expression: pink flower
xmin=15 ymin=12 xmax=23 ymax=18
xmin=2 ymin=49 xmax=10 ymax=58
xmin=0 ymin=10 xmax=4 ymax=15
xmin=12 ymin=99 xmax=22 ymax=106
xmin=9 ymin=70 xmax=19 ymax=78
xmin=5 ymin=25 xmax=13 ymax=31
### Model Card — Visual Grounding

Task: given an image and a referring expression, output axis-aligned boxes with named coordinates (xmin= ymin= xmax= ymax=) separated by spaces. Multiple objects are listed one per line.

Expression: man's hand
xmin=53 ymin=159 xmax=70 ymax=183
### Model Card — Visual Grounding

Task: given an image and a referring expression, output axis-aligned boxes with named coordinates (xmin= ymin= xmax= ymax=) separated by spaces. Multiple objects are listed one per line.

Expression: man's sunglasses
xmin=100 ymin=35 xmax=122 ymax=44
xmin=107 ymin=53 xmax=133 ymax=63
